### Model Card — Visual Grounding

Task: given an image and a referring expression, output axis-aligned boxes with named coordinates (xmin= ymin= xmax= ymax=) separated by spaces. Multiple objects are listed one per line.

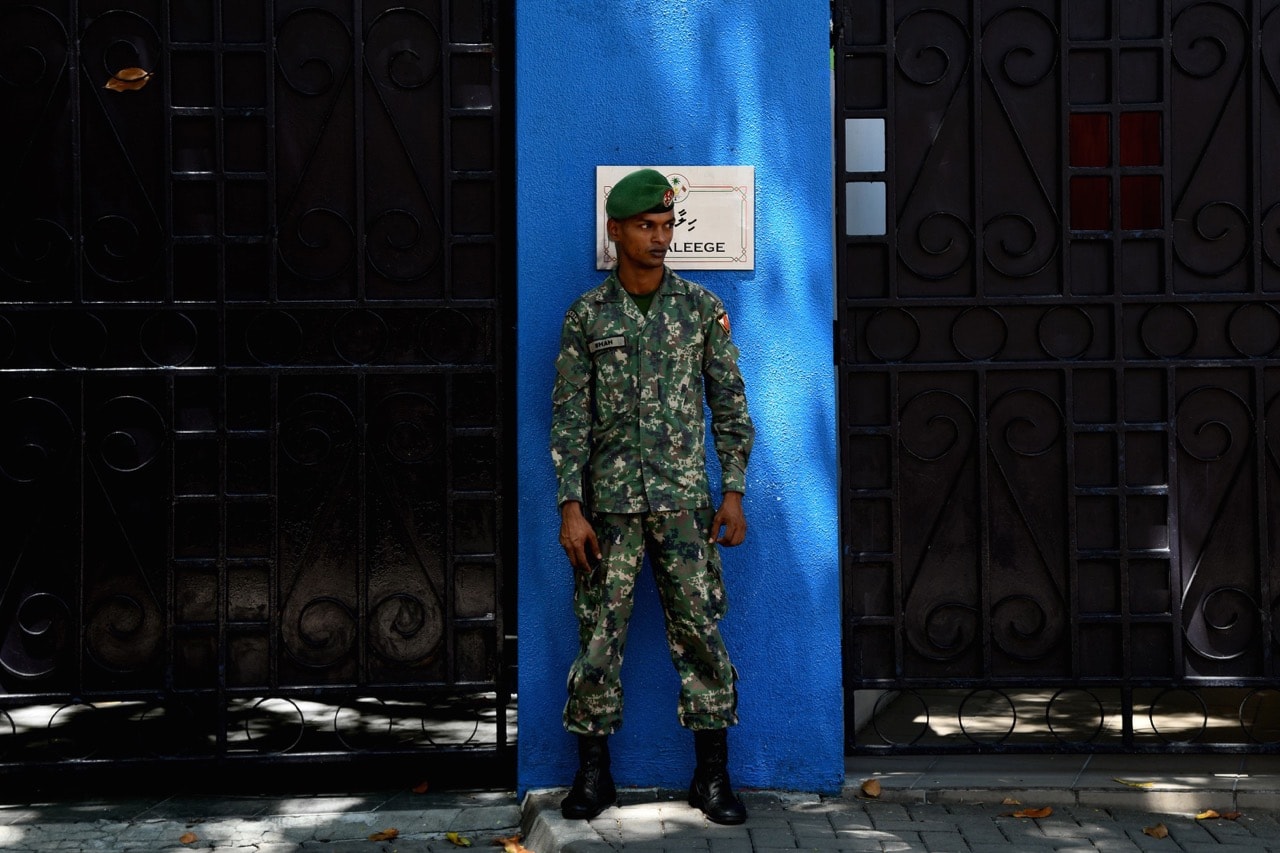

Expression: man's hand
xmin=709 ymin=491 xmax=747 ymax=547
xmin=559 ymin=501 xmax=602 ymax=578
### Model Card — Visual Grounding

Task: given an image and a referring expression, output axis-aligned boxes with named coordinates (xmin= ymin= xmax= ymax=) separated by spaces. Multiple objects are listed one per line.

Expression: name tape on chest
xmin=588 ymin=335 xmax=626 ymax=355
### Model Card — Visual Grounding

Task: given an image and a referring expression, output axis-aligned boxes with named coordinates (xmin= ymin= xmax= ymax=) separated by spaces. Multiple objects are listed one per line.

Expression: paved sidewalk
xmin=521 ymin=754 xmax=1280 ymax=853
xmin=5 ymin=754 xmax=1280 ymax=851
xmin=0 ymin=789 xmax=521 ymax=852
xmin=522 ymin=786 xmax=1280 ymax=853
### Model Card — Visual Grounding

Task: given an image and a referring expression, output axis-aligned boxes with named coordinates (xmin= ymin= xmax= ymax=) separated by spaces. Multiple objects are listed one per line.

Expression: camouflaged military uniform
xmin=551 ymin=267 xmax=754 ymax=736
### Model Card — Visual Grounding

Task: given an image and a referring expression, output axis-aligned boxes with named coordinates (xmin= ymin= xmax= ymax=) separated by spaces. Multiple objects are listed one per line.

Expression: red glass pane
xmin=1121 ymin=176 xmax=1162 ymax=229
xmin=1120 ymin=111 xmax=1162 ymax=166
xmin=1070 ymin=113 xmax=1110 ymax=167
xmin=1071 ymin=176 xmax=1111 ymax=230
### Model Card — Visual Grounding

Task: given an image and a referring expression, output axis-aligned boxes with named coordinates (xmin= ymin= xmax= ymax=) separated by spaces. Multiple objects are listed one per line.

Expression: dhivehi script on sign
xmin=596 ymin=165 xmax=754 ymax=271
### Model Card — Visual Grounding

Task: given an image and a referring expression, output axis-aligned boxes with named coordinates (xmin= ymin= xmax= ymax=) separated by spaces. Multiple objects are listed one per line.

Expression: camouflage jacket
xmin=551 ymin=268 xmax=754 ymax=513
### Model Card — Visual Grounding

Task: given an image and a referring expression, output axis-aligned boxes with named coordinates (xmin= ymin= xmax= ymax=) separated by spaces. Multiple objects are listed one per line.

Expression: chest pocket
xmin=590 ymin=337 xmax=635 ymax=425
xmin=655 ymin=314 xmax=704 ymax=418
xmin=664 ymin=344 xmax=703 ymax=417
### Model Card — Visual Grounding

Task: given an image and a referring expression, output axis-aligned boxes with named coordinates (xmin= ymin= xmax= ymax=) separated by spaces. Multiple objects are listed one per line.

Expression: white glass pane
xmin=845 ymin=118 xmax=885 ymax=172
xmin=845 ymin=182 xmax=886 ymax=236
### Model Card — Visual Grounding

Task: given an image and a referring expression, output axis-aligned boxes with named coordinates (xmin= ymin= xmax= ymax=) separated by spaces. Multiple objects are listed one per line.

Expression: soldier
xmin=550 ymin=168 xmax=755 ymax=825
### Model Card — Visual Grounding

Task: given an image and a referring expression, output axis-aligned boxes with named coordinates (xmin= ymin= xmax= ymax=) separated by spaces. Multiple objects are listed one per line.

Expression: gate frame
xmin=834 ymin=0 xmax=1280 ymax=756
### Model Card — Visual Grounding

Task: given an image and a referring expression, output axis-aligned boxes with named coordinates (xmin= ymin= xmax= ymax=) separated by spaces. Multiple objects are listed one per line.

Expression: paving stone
xmin=699 ymin=823 xmax=751 ymax=838
xmin=561 ymin=841 xmax=619 ymax=853
xmin=708 ymin=838 xmax=756 ymax=853
xmin=785 ymin=803 xmax=850 ymax=817
xmin=875 ymin=831 xmax=923 ymax=850
xmin=789 ymin=838 xmax=872 ymax=850
xmin=747 ymin=827 xmax=798 ymax=847
xmin=1123 ymin=826 xmax=1184 ymax=851
xmin=812 ymin=841 xmax=885 ymax=853
xmin=1089 ymin=839 xmax=1145 ymax=853
xmin=996 ymin=821 xmax=1049 ymax=842
xmin=625 ymin=841 xmax=709 ymax=853
xmin=1245 ymin=813 xmax=1280 ymax=835
xmin=873 ymin=819 xmax=958 ymax=833
xmin=826 ymin=812 xmax=874 ymax=830
xmin=738 ymin=817 xmax=796 ymax=830
xmin=946 ymin=817 xmax=1006 ymax=841
xmin=866 ymin=803 xmax=912 ymax=821
xmin=919 ymin=829 xmax=971 ymax=851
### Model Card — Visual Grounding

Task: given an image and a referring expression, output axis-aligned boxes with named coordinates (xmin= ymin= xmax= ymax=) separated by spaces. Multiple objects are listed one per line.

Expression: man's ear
xmin=605 ymin=218 xmax=621 ymax=242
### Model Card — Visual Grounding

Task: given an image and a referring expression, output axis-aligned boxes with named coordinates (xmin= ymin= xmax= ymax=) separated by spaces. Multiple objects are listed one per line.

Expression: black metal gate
xmin=837 ymin=0 xmax=1280 ymax=752
xmin=0 ymin=0 xmax=513 ymax=778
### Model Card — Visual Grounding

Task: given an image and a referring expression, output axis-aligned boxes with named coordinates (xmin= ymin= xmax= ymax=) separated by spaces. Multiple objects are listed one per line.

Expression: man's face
xmin=608 ymin=210 xmax=675 ymax=270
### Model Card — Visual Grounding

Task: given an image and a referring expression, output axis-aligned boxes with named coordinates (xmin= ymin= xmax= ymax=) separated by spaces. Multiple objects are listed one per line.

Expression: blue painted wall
xmin=515 ymin=1 xmax=841 ymax=795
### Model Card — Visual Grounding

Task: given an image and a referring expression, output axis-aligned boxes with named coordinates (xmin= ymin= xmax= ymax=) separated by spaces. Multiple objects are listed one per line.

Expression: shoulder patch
xmin=588 ymin=335 xmax=626 ymax=355
xmin=718 ymin=313 xmax=731 ymax=336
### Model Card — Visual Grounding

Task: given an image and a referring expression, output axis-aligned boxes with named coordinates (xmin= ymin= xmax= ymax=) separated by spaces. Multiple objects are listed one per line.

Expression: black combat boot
xmin=560 ymin=734 xmax=617 ymax=819
xmin=688 ymin=729 xmax=747 ymax=824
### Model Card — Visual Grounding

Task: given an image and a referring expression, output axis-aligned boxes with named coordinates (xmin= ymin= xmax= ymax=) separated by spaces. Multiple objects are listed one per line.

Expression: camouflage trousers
xmin=563 ymin=508 xmax=738 ymax=736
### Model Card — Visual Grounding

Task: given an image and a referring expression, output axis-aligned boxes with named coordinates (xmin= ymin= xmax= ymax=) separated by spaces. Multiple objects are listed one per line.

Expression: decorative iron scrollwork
xmin=1177 ymin=387 xmax=1258 ymax=668
xmin=901 ymin=390 xmax=980 ymax=664
xmin=987 ymin=389 xmax=1067 ymax=662
xmin=276 ymin=8 xmax=351 ymax=97
xmin=980 ymin=8 xmax=1060 ymax=281
xmin=79 ymin=11 xmax=164 ymax=287
xmin=895 ymin=10 xmax=974 ymax=283
xmin=1173 ymin=3 xmax=1249 ymax=281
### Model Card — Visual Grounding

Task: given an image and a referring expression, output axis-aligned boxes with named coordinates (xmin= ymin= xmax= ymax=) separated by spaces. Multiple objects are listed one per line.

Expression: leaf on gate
xmin=412 ymin=780 xmax=430 ymax=794
xmin=1113 ymin=778 xmax=1155 ymax=788
xmin=447 ymin=832 xmax=473 ymax=847
xmin=1195 ymin=809 xmax=1220 ymax=820
xmin=860 ymin=778 xmax=881 ymax=798
xmin=493 ymin=833 xmax=535 ymax=853
xmin=368 ymin=828 xmax=399 ymax=842
xmin=1001 ymin=797 xmax=1021 ymax=806
xmin=1143 ymin=823 xmax=1169 ymax=839
xmin=179 ymin=832 xmax=198 ymax=845
xmin=104 ymin=67 xmax=153 ymax=91
xmin=1002 ymin=806 xmax=1053 ymax=819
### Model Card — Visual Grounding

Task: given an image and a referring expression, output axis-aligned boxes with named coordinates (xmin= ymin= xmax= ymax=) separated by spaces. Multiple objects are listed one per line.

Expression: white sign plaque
xmin=596 ymin=165 xmax=754 ymax=271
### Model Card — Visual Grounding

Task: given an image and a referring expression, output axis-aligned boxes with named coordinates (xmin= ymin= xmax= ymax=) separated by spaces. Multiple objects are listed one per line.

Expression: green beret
xmin=605 ymin=168 xmax=675 ymax=219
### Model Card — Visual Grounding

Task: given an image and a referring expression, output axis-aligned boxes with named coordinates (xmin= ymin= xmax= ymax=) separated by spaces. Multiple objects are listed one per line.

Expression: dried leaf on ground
xmin=1222 ymin=811 xmax=1243 ymax=820
xmin=493 ymin=833 xmax=535 ymax=853
xmin=1113 ymin=778 xmax=1155 ymax=788
xmin=1195 ymin=809 xmax=1220 ymax=820
xmin=105 ymin=67 xmax=153 ymax=91
xmin=179 ymin=832 xmax=198 ymax=844
xmin=368 ymin=828 xmax=399 ymax=842
xmin=860 ymin=778 xmax=881 ymax=798
xmin=1143 ymin=823 xmax=1169 ymax=839
xmin=412 ymin=780 xmax=430 ymax=794
xmin=1001 ymin=806 xmax=1053 ymax=819
xmin=448 ymin=831 xmax=474 ymax=847
xmin=1001 ymin=797 xmax=1021 ymax=806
